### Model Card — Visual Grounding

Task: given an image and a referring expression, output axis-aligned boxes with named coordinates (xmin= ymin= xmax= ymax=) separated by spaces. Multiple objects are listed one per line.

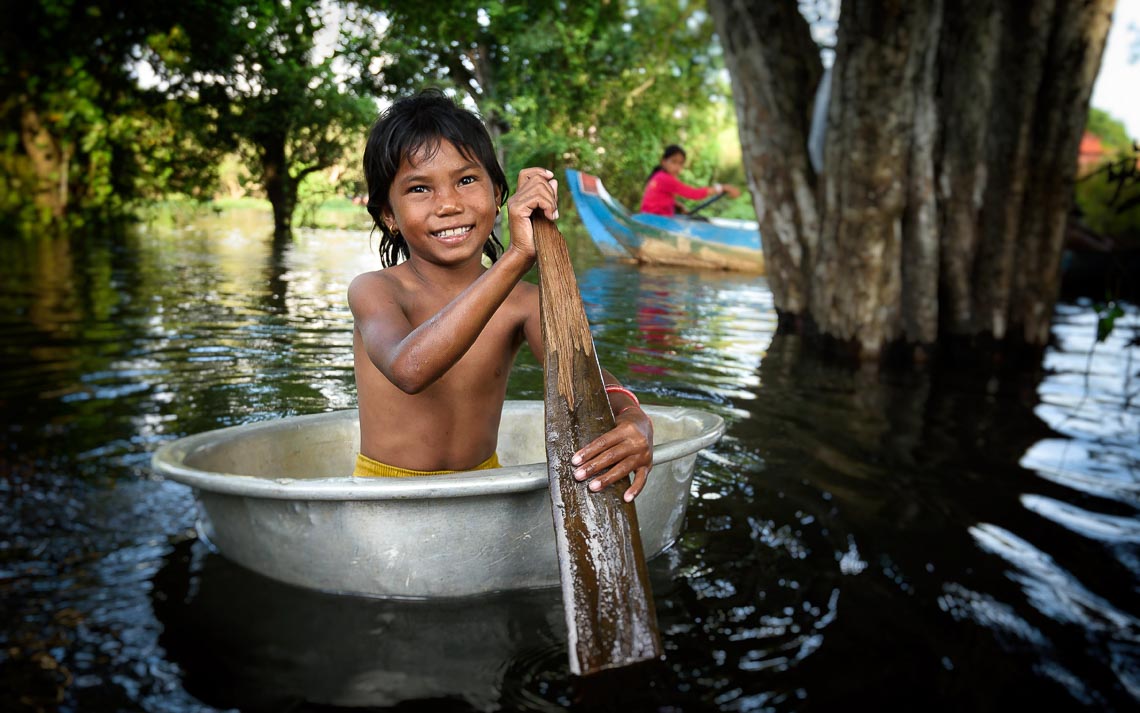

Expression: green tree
xmin=356 ymin=0 xmax=733 ymax=209
xmin=149 ymin=1 xmax=377 ymax=236
xmin=0 ymin=0 xmax=232 ymax=231
xmin=1076 ymin=107 xmax=1139 ymax=240
xmin=1086 ymin=107 xmax=1134 ymax=155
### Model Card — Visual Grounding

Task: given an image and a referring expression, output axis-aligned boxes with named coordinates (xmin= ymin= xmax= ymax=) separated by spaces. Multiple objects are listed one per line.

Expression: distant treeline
xmin=1 ymin=0 xmax=752 ymax=237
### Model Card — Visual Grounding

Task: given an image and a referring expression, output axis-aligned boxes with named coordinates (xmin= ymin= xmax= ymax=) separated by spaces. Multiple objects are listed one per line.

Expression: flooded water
xmin=1 ymin=212 xmax=1137 ymax=712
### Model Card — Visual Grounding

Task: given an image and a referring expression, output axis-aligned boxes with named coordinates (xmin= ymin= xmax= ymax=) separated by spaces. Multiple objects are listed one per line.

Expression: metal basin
xmin=151 ymin=400 xmax=724 ymax=598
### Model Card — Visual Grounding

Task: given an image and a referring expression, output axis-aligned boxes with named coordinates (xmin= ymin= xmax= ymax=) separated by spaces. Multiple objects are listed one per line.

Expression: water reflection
xmin=1 ymin=218 xmax=1138 ymax=711
xmin=657 ymin=327 xmax=1140 ymax=710
xmin=152 ymin=539 xmax=568 ymax=711
xmin=581 ymin=265 xmax=773 ymax=408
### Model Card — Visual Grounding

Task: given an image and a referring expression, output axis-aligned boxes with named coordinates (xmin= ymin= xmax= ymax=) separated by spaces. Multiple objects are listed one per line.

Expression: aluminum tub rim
xmin=151 ymin=403 xmax=725 ymax=501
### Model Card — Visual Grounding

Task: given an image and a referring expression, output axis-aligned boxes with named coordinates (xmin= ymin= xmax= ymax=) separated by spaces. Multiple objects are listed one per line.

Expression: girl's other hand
xmin=570 ymin=408 xmax=654 ymax=502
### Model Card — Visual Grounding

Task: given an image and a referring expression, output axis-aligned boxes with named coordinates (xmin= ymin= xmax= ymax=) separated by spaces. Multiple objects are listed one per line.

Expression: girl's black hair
xmin=363 ymin=88 xmax=509 ymax=267
xmin=646 ymin=144 xmax=686 ymax=184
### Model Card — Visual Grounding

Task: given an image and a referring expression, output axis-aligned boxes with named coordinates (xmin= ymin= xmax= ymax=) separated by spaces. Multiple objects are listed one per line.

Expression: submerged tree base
xmin=775 ymin=309 xmax=1054 ymax=373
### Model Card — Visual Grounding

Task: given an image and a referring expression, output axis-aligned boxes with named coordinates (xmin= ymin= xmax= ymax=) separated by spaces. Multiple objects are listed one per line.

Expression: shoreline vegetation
xmin=132 ymin=196 xmax=598 ymax=263
xmin=137 ymin=196 xmax=369 ymax=232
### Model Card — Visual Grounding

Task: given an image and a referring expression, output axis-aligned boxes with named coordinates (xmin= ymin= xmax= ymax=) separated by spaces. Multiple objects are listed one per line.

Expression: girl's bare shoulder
xmin=352 ymin=263 xmax=416 ymax=288
xmin=348 ymin=266 xmax=408 ymax=311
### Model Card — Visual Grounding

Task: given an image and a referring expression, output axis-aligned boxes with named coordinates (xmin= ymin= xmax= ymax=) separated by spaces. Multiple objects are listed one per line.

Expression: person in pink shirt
xmin=638 ymin=145 xmax=741 ymax=216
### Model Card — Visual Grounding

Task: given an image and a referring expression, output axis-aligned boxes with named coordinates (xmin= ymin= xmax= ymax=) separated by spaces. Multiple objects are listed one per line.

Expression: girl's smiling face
xmin=383 ymin=139 xmax=501 ymax=266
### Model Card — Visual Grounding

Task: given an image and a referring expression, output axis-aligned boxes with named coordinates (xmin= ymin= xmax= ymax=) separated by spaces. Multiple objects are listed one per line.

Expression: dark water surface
xmin=1 ymin=214 xmax=1137 ymax=712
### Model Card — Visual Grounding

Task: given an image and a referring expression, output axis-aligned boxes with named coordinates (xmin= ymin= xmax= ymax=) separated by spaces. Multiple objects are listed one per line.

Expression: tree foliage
xmin=145 ymin=0 xmax=377 ymax=236
xmin=1076 ymin=108 xmax=1139 ymax=240
xmin=358 ymin=0 xmax=732 ymax=209
xmin=1086 ymin=107 xmax=1134 ymax=155
xmin=1076 ymin=150 xmax=1140 ymax=238
xmin=1 ymin=0 xmax=762 ymax=237
xmin=0 ymin=0 xmax=232 ymax=231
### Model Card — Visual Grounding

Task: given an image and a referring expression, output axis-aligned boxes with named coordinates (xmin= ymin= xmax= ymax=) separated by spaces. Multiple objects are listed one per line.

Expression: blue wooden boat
xmin=565 ymin=168 xmax=764 ymax=273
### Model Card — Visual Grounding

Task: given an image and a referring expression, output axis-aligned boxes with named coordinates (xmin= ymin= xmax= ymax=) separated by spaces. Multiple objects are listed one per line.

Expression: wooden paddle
xmin=532 ymin=214 xmax=663 ymax=676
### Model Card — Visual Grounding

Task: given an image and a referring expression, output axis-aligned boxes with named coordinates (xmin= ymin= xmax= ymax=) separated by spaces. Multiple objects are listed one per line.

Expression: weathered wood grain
xmin=533 ymin=215 xmax=662 ymax=675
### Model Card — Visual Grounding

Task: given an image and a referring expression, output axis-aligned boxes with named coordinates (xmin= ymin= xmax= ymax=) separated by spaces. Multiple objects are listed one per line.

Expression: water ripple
xmin=3 ymin=225 xmax=1138 ymax=710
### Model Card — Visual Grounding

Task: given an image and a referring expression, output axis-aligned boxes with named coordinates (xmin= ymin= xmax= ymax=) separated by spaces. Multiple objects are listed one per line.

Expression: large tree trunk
xmin=812 ymin=1 xmax=942 ymax=356
xmin=1006 ymin=0 xmax=1113 ymax=345
xmin=715 ymin=0 xmax=822 ymax=320
xmin=710 ymin=0 xmax=1116 ymax=361
xmin=936 ymin=0 xmax=1001 ymax=336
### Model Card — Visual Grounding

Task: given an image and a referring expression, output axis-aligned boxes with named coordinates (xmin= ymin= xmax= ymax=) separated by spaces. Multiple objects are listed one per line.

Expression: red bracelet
xmin=604 ymin=384 xmax=640 ymax=407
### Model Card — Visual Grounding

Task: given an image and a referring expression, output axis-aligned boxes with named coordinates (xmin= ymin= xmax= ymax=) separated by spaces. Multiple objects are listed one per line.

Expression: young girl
xmin=638 ymin=144 xmax=741 ymax=216
xmin=349 ymin=89 xmax=654 ymax=501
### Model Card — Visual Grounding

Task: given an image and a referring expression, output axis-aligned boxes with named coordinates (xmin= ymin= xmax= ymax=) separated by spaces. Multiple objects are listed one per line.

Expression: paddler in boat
xmin=639 ymin=144 xmax=741 ymax=217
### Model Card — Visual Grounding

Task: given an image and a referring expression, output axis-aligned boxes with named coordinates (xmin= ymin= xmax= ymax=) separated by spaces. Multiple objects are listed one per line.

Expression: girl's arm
xmin=658 ymin=172 xmax=714 ymax=201
xmin=350 ymin=251 xmax=534 ymax=394
xmin=661 ymin=173 xmax=743 ymax=202
xmin=352 ymin=168 xmax=558 ymax=394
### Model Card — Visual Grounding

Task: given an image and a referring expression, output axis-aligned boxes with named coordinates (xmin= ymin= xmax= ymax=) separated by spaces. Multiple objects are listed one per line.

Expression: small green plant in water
xmin=1095 ymin=300 xmax=1125 ymax=342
